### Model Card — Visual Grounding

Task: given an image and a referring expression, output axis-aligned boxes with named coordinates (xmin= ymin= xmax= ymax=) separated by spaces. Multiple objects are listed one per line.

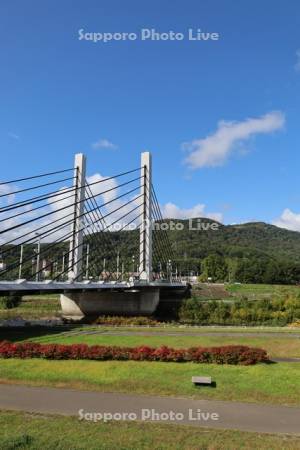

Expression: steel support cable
xmin=0 ymin=186 xmax=143 ymax=264
xmin=78 ymin=206 xmax=144 ymax=282
xmin=0 ymin=194 xmax=143 ymax=277
xmin=84 ymin=184 xmax=115 ymax=273
xmin=0 ymin=184 xmax=142 ymax=241
xmin=83 ymin=180 xmax=143 ymax=277
xmin=0 ymin=176 xmax=76 ymax=199
xmin=113 ymin=214 xmax=145 ymax=282
xmin=125 ymin=240 xmax=149 ymax=282
xmin=64 ymin=202 xmax=145 ymax=283
xmin=0 ymin=212 xmax=76 ymax=257
xmin=77 ymin=223 xmax=101 ymax=279
xmin=152 ymin=234 xmax=168 ymax=268
xmin=31 ymin=221 xmax=100 ymax=282
xmin=81 ymin=230 xmax=109 ymax=280
xmin=148 ymin=190 xmax=172 ymax=263
xmin=151 ymin=186 xmax=174 ymax=261
xmin=84 ymin=178 xmax=144 ymax=281
xmin=86 ymin=198 xmax=118 ymax=270
xmin=152 ymin=221 xmax=172 ymax=264
xmin=0 ymin=173 xmax=143 ymax=214
xmin=143 ymin=184 xmax=172 ymax=262
xmin=0 ymin=167 xmax=142 ymax=199
xmin=151 ymin=203 xmax=171 ymax=261
xmin=0 ymin=188 xmax=77 ymax=224
xmin=0 ymin=168 xmax=74 ymax=186
xmin=50 ymin=198 xmax=144 ymax=282
xmin=83 ymin=208 xmax=117 ymax=277
xmin=75 ymin=210 xmax=145 ymax=283
xmin=54 ymin=201 xmax=144 ymax=282
xmin=85 ymin=182 xmax=108 ymax=229
xmin=152 ymin=185 xmax=175 ymax=258
xmin=139 ymin=185 xmax=171 ymax=274
xmin=82 ymin=200 xmax=119 ymax=279
xmin=151 ymin=188 xmax=172 ymax=258
xmin=138 ymin=198 xmax=168 ymax=279
xmin=0 ymin=220 xmax=77 ymax=278
xmin=152 ymin=235 xmax=168 ymax=273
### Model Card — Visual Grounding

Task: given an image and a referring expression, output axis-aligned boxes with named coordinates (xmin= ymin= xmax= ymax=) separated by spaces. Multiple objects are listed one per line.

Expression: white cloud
xmin=8 ymin=132 xmax=20 ymax=140
xmin=273 ymin=208 xmax=300 ymax=232
xmin=161 ymin=202 xmax=223 ymax=222
xmin=183 ymin=111 xmax=285 ymax=169
xmin=295 ymin=49 xmax=300 ymax=73
xmin=91 ymin=138 xmax=118 ymax=150
xmin=0 ymin=183 xmax=15 ymax=206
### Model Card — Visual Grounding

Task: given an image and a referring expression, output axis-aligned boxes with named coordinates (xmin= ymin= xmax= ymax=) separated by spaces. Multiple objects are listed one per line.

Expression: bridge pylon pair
xmin=68 ymin=152 xmax=153 ymax=283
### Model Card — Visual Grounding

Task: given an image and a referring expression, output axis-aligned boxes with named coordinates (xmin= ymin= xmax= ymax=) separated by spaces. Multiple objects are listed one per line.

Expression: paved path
xmin=0 ymin=384 xmax=299 ymax=434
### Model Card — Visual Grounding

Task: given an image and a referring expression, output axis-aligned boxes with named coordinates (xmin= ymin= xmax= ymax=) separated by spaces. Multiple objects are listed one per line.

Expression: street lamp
xmin=35 ymin=232 xmax=41 ymax=282
xmin=85 ymin=244 xmax=90 ymax=279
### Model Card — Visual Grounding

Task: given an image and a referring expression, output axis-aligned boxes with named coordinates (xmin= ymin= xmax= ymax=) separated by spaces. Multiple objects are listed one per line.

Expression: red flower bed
xmin=0 ymin=341 xmax=269 ymax=365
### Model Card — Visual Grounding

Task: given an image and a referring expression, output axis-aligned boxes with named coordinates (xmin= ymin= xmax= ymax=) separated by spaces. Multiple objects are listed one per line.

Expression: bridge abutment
xmin=60 ymin=288 xmax=160 ymax=321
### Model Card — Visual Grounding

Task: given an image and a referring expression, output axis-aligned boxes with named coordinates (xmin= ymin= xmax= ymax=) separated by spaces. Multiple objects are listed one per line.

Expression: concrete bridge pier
xmin=60 ymin=288 xmax=160 ymax=321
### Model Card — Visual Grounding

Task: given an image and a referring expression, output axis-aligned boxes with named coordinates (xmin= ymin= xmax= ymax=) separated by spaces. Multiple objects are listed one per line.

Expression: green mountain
xmin=165 ymin=219 xmax=300 ymax=284
xmin=168 ymin=219 xmax=300 ymax=261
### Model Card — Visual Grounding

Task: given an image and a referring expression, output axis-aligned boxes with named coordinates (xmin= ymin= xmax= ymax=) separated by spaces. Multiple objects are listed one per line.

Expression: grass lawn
xmin=1 ymin=410 xmax=300 ymax=450
xmin=21 ymin=331 xmax=300 ymax=359
xmin=0 ymin=295 xmax=60 ymax=319
xmin=0 ymin=359 xmax=299 ymax=406
xmin=0 ymin=326 xmax=299 ymax=405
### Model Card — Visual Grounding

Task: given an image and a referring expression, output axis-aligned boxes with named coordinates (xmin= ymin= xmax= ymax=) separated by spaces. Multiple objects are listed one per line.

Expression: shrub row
xmin=93 ymin=316 xmax=160 ymax=326
xmin=0 ymin=341 xmax=269 ymax=365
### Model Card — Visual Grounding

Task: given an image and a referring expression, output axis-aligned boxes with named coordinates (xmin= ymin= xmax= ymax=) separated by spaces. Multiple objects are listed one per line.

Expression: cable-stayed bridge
xmin=0 ymin=152 xmax=188 ymax=318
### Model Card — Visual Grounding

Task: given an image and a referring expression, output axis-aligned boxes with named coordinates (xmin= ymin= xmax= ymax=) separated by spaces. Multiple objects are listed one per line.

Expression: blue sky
xmin=1 ymin=0 xmax=300 ymax=229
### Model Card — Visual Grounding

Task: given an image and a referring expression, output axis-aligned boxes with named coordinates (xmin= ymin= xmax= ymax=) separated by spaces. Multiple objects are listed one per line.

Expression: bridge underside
xmin=0 ymin=281 xmax=190 ymax=320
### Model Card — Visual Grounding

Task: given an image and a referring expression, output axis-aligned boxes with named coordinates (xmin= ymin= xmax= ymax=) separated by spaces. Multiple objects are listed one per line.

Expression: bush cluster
xmin=0 ymin=295 xmax=22 ymax=309
xmin=179 ymin=295 xmax=300 ymax=326
xmin=0 ymin=341 xmax=269 ymax=365
xmin=93 ymin=316 xmax=160 ymax=326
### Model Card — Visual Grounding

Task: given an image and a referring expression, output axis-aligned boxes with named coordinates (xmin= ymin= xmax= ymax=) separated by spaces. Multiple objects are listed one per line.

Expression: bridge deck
xmin=0 ymin=280 xmax=186 ymax=295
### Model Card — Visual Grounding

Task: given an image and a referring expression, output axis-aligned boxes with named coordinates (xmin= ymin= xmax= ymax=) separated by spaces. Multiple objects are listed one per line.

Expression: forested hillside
xmin=167 ymin=219 xmax=300 ymax=284
xmin=2 ymin=219 xmax=300 ymax=284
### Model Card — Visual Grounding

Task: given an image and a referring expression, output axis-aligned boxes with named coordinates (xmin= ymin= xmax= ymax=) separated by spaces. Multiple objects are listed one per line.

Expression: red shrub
xmin=0 ymin=341 xmax=269 ymax=365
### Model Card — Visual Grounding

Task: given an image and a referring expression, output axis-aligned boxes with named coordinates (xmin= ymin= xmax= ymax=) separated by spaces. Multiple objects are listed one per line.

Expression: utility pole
xmin=139 ymin=152 xmax=152 ymax=282
xmin=35 ymin=233 xmax=41 ymax=282
xmin=68 ymin=153 xmax=86 ymax=281
xmin=116 ymin=251 xmax=120 ymax=279
xmin=18 ymin=245 xmax=24 ymax=279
